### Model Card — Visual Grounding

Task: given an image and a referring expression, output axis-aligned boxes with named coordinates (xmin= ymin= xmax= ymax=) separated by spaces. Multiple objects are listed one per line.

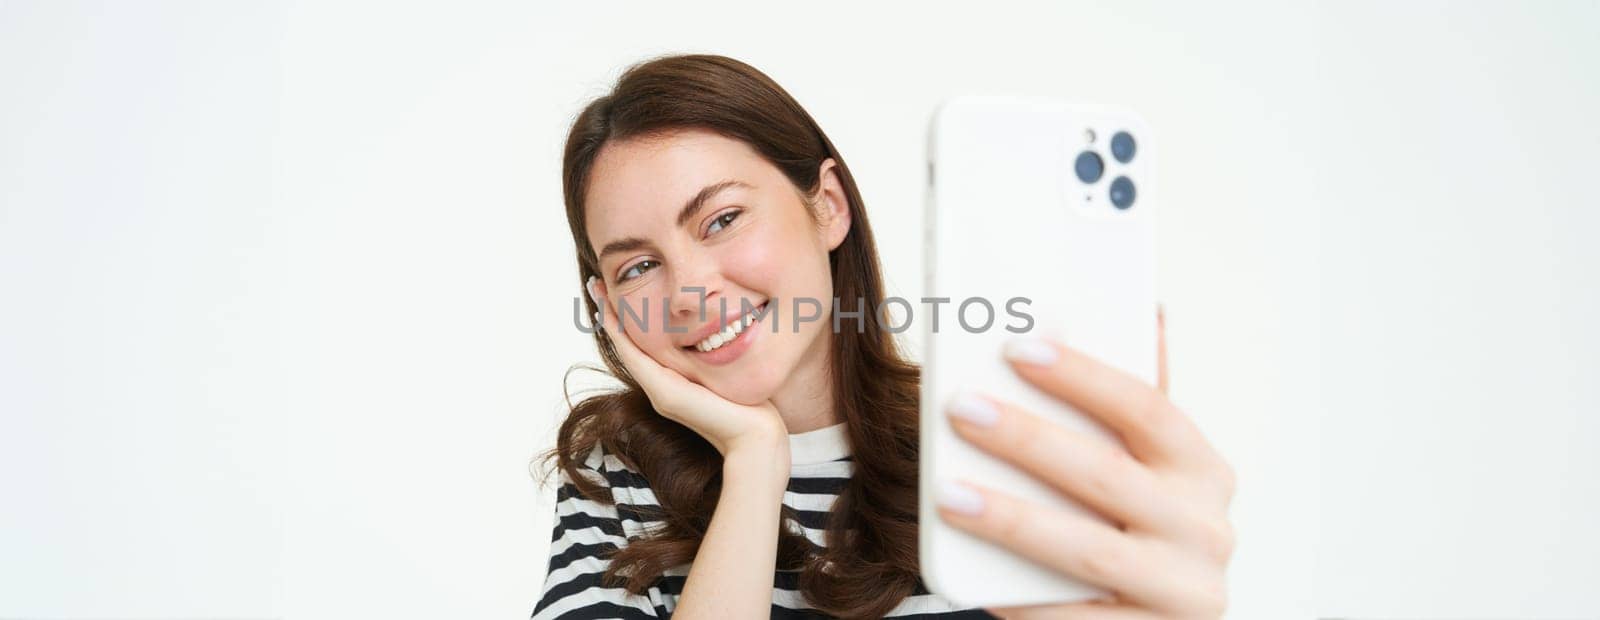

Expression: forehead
xmin=584 ymin=129 xmax=775 ymax=241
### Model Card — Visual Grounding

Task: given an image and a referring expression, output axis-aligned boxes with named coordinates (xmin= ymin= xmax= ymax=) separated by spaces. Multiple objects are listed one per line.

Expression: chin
xmin=704 ymin=377 xmax=776 ymax=407
xmin=697 ymin=362 xmax=785 ymax=406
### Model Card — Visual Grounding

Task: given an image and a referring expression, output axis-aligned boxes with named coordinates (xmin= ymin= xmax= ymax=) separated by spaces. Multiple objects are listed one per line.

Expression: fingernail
xmin=937 ymin=479 xmax=985 ymax=516
xmin=947 ymin=391 xmax=998 ymax=427
xmin=1003 ymin=337 xmax=1058 ymax=365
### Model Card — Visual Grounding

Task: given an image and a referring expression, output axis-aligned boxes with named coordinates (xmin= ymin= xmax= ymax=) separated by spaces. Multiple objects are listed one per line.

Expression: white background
xmin=2 ymin=1 xmax=1595 ymax=618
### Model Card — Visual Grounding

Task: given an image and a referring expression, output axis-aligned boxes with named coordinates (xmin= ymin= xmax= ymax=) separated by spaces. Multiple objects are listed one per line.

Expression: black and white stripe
xmin=532 ymin=441 xmax=996 ymax=619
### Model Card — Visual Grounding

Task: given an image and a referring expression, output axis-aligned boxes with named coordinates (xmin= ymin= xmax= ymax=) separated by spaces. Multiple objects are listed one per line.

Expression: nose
xmin=666 ymin=252 xmax=721 ymax=322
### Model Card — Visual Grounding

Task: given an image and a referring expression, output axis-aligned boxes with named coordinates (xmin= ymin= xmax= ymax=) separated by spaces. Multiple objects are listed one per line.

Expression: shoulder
xmin=553 ymin=443 xmax=664 ymax=537
xmin=562 ymin=443 xmax=654 ymax=500
xmin=550 ymin=442 xmax=641 ymax=489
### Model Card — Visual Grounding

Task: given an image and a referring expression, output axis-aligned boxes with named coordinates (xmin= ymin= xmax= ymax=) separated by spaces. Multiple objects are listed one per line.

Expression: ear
xmin=815 ymin=158 xmax=852 ymax=251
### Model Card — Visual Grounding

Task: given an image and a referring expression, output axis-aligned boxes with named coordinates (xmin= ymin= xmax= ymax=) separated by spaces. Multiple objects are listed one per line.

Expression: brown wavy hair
xmin=533 ymin=54 xmax=922 ymax=618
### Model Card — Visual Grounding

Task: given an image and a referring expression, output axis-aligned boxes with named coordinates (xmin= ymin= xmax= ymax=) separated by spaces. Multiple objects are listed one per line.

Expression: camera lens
xmin=1109 ymin=176 xmax=1136 ymax=209
xmin=1110 ymin=131 xmax=1136 ymax=163
xmin=1074 ymin=151 xmax=1104 ymax=184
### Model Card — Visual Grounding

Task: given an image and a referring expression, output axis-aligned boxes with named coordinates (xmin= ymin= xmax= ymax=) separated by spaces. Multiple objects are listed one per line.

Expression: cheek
xmin=722 ymin=222 xmax=827 ymax=293
xmin=720 ymin=238 xmax=784 ymax=287
xmin=615 ymin=293 xmax=678 ymax=354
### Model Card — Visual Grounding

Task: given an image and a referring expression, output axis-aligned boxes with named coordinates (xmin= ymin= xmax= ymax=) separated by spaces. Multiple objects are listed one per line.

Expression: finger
xmin=1156 ymin=304 xmax=1169 ymax=396
xmin=935 ymin=481 xmax=1202 ymax=613
xmin=944 ymin=392 xmax=1185 ymax=536
xmin=588 ymin=277 xmax=668 ymax=383
xmin=1001 ymin=336 xmax=1213 ymax=469
xmin=986 ymin=598 xmax=1160 ymax=620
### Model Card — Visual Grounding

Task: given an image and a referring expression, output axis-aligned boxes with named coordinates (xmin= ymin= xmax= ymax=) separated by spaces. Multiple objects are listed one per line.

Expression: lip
xmin=681 ymin=301 xmax=766 ymax=366
xmin=678 ymin=300 xmax=767 ymax=349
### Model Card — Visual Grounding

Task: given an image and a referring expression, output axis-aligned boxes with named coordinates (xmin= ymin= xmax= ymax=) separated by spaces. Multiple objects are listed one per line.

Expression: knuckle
xmin=1081 ymin=451 xmax=1129 ymax=505
xmin=1134 ymin=387 xmax=1170 ymax=422
xmin=1175 ymin=506 xmax=1235 ymax=566
xmin=646 ymin=393 xmax=686 ymax=420
xmin=1204 ymin=518 xmax=1237 ymax=564
xmin=1134 ymin=390 xmax=1182 ymax=438
xmin=1197 ymin=577 xmax=1230 ymax=618
xmin=1076 ymin=538 xmax=1135 ymax=584
xmin=1219 ymin=520 xmax=1237 ymax=560
xmin=988 ymin=500 xmax=1028 ymax=545
xmin=1207 ymin=458 xmax=1238 ymax=503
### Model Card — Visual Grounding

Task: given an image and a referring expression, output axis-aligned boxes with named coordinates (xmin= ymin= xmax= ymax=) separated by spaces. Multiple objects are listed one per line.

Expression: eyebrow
xmin=597 ymin=179 xmax=752 ymax=261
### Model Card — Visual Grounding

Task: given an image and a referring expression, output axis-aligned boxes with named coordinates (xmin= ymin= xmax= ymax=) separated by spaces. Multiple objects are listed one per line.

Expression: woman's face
xmin=584 ymin=129 xmax=851 ymax=406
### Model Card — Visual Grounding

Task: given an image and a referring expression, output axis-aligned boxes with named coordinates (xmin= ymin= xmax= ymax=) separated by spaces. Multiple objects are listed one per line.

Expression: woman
xmin=533 ymin=54 xmax=1235 ymax=619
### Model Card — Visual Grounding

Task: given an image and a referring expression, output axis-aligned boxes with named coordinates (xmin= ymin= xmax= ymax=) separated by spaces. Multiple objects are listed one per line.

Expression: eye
xmin=618 ymin=259 xmax=659 ymax=281
xmin=706 ymin=209 xmax=742 ymax=235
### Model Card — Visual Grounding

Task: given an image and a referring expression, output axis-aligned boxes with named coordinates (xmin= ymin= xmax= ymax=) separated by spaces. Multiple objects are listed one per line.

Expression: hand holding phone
xmin=919 ymin=97 xmax=1236 ymax=616
xmin=935 ymin=316 xmax=1237 ymax=617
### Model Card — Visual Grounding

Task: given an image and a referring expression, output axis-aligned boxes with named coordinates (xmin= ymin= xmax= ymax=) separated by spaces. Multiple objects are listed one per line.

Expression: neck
xmin=770 ymin=326 xmax=840 ymax=434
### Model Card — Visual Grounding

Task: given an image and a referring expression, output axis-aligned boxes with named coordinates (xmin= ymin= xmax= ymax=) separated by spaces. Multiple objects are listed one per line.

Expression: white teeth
xmin=692 ymin=305 xmax=762 ymax=353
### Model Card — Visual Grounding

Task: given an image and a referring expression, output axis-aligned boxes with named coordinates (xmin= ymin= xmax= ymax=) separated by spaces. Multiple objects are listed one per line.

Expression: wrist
xmin=724 ymin=433 xmax=791 ymax=489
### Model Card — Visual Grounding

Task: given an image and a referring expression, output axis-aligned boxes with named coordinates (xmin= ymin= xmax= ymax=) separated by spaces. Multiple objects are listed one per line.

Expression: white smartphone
xmin=919 ymin=95 xmax=1159 ymax=608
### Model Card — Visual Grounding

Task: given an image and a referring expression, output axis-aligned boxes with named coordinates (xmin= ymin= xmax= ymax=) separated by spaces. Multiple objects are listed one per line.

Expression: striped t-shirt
xmin=531 ymin=421 xmax=996 ymax=619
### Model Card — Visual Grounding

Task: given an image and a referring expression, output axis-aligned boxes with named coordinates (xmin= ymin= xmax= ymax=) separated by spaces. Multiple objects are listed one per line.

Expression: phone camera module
xmin=1109 ymin=176 xmax=1136 ymax=209
xmin=1073 ymin=151 xmax=1104 ymax=184
xmin=1110 ymin=131 xmax=1137 ymax=164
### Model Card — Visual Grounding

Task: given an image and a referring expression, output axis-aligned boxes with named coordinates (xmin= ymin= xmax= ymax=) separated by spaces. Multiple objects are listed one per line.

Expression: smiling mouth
xmin=683 ymin=303 xmax=766 ymax=353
